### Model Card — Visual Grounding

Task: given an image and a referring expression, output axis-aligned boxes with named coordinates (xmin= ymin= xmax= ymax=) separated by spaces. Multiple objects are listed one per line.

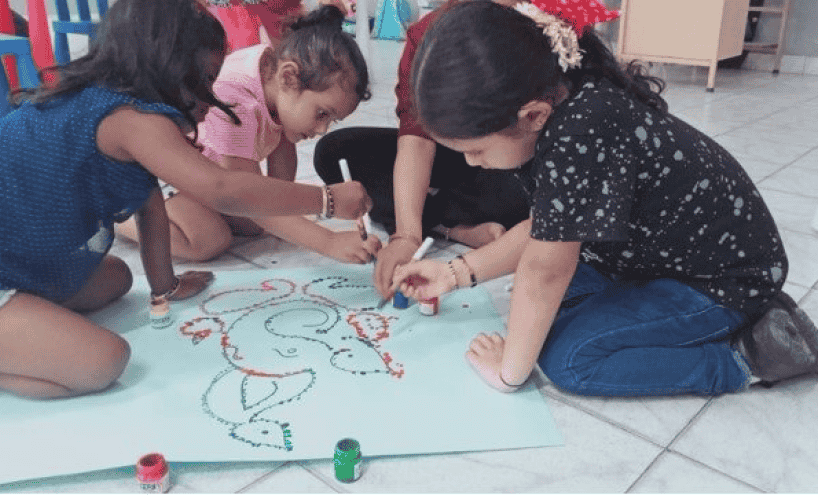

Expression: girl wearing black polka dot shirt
xmin=390 ymin=0 xmax=790 ymax=396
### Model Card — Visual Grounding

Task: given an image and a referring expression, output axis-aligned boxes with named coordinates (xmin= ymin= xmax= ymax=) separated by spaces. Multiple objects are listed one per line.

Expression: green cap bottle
xmin=334 ymin=438 xmax=362 ymax=483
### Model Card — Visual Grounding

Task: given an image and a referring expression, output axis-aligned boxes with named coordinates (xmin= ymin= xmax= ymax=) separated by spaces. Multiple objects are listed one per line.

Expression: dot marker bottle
xmin=136 ymin=453 xmax=170 ymax=493
xmin=150 ymin=296 xmax=173 ymax=329
xmin=418 ymin=296 xmax=439 ymax=316
xmin=406 ymin=274 xmax=438 ymax=315
xmin=392 ymin=290 xmax=409 ymax=309
xmin=334 ymin=438 xmax=362 ymax=483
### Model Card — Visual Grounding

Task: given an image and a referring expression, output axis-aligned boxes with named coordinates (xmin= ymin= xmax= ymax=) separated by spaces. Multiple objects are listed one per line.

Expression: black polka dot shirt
xmin=514 ymin=78 xmax=788 ymax=316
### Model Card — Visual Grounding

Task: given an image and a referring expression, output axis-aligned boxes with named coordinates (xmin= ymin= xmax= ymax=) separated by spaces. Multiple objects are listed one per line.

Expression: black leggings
xmin=313 ymin=127 xmax=529 ymax=236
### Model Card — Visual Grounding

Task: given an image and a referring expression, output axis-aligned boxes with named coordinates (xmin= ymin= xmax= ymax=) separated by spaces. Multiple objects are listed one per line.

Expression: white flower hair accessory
xmin=514 ymin=2 xmax=583 ymax=72
xmin=514 ymin=0 xmax=619 ymax=72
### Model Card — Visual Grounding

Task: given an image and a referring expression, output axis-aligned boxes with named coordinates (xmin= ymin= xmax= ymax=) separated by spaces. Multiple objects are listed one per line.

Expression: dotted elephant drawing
xmin=177 ymin=276 xmax=404 ymax=451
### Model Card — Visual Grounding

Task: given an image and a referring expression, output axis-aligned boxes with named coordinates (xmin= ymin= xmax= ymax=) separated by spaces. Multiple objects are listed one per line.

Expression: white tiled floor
xmin=3 ymin=40 xmax=818 ymax=493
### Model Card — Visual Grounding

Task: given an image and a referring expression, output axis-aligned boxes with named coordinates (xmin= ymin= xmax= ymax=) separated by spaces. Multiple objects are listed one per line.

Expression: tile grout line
xmin=660 ymin=397 xmax=772 ymax=492
xmin=539 ymin=389 xmax=668 ymax=450
xmin=624 ymin=448 xmax=667 ymax=493
xmin=665 ymin=450 xmax=771 ymax=493
xmin=295 ymin=461 xmax=347 ymax=494
xmin=624 ymin=397 xmax=719 ymax=493
xmin=665 ymin=396 xmax=714 ymax=451
xmin=235 ymin=462 xmax=291 ymax=493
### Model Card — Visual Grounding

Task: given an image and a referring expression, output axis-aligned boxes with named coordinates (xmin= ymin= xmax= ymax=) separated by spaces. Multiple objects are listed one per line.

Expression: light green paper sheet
xmin=0 ymin=266 xmax=562 ymax=484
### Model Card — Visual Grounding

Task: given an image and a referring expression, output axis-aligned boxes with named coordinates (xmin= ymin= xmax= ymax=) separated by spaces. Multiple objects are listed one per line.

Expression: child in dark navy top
xmin=391 ymin=0 xmax=793 ymax=396
xmin=0 ymin=0 xmax=371 ymax=399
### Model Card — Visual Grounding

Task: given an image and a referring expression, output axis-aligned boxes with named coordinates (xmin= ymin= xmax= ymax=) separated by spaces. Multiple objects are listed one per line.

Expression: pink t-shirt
xmin=198 ymin=44 xmax=283 ymax=166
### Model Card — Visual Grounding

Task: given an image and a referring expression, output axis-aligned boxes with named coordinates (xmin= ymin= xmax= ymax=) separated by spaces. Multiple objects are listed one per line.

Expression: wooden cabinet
xmin=615 ymin=0 xmax=750 ymax=91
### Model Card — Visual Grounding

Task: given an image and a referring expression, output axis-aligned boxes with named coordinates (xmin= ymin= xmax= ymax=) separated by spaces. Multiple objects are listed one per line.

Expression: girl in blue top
xmin=0 ymin=0 xmax=371 ymax=399
xmin=391 ymin=0 xmax=792 ymax=396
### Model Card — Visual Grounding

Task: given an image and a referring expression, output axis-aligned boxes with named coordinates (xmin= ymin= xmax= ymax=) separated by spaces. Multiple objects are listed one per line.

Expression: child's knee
xmin=192 ymin=228 xmax=232 ymax=262
xmin=76 ymin=333 xmax=131 ymax=394
xmin=179 ymin=223 xmax=232 ymax=262
xmin=109 ymin=256 xmax=133 ymax=298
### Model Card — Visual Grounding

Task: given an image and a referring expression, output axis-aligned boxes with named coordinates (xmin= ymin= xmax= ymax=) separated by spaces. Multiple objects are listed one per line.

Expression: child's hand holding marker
xmin=392 ymin=261 xmax=456 ymax=301
xmin=337 ymin=159 xmax=381 ymax=262
xmin=326 ymin=231 xmax=382 ymax=264
xmin=388 ymin=237 xmax=447 ymax=300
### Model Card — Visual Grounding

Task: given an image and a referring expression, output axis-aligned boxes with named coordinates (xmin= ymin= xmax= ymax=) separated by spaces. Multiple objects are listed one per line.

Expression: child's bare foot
xmin=224 ymin=215 xmax=264 ymax=237
xmin=439 ymin=222 xmax=505 ymax=248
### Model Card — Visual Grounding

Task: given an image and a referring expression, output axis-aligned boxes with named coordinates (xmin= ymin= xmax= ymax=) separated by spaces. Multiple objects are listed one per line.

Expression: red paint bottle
xmin=407 ymin=275 xmax=439 ymax=316
xmin=136 ymin=453 xmax=170 ymax=493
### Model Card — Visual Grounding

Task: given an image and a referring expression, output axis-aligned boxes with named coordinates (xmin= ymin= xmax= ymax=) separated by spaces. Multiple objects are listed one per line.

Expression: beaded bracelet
xmin=455 ymin=255 xmax=477 ymax=288
xmin=151 ymin=276 xmax=180 ymax=301
xmin=321 ymin=185 xmax=335 ymax=219
xmin=446 ymin=260 xmax=459 ymax=290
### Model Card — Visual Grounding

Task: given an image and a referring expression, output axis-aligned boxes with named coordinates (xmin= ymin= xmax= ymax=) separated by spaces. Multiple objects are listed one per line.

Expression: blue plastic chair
xmin=0 ymin=34 xmax=40 ymax=117
xmin=52 ymin=0 xmax=108 ymax=65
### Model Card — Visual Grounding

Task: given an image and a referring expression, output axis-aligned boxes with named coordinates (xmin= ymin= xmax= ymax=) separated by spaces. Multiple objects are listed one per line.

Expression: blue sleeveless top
xmin=0 ymin=86 xmax=186 ymax=302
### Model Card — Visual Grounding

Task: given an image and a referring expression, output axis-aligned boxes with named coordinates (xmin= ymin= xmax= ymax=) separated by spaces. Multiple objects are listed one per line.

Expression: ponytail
xmin=276 ymin=5 xmax=371 ymax=102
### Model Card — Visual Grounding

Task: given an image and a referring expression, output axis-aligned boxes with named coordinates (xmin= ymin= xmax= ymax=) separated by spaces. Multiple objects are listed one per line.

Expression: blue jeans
xmin=539 ymin=263 xmax=751 ymax=397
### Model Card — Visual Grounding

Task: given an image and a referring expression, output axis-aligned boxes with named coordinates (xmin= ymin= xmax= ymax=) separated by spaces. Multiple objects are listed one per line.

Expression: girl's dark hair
xmin=411 ymin=0 xmax=667 ymax=139
xmin=276 ymin=5 xmax=371 ymax=101
xmin=14 ymin=0 xmax=239 ymax=137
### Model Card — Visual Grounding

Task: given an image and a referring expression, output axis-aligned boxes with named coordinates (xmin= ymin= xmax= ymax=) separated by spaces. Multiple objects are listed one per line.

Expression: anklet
xmin=151 ymin=276 xmax=181 ymax=301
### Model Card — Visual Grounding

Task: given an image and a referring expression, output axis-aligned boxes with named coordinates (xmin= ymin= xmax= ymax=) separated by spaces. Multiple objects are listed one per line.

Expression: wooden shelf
xmin=744 ymin=42 xmax=778 ymax=53
xmin=742 ymin=0 xmax=790 ymax=73
xmin=748 ymin=6 xmax=785 ymax=13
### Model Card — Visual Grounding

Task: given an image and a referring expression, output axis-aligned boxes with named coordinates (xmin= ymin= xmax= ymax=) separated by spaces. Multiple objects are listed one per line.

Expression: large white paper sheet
xmin=0 ymin=266 xmax=562 ymax=484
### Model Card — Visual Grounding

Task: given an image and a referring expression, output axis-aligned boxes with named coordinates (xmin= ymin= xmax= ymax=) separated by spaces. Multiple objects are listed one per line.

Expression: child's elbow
xmin=520 ymin=244 xmax=580 ymax=287
xmin=202 ymin=178 xmax=242 ymax=213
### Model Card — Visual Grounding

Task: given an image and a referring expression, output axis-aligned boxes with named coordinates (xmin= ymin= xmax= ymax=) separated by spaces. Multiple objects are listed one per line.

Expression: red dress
xmin=206 ymin=0 xmax=304 ymax=51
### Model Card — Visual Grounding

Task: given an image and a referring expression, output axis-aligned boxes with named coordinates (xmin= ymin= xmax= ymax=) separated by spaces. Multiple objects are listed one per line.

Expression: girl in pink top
xmin=118 ymin=5 xmax=380 ymax=263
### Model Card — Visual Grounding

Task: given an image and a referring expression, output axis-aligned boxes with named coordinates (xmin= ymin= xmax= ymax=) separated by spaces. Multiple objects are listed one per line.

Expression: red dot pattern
xmin=530 ymin=0 xmax=620 ymax=36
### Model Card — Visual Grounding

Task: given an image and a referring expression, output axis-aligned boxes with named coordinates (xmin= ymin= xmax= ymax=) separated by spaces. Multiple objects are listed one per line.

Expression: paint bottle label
xmin=418 ymin=296 xmax=439 ymax=316
xmin=150 ymin=298 xmax=174 ymax=329
xmin=138 ymin=472 xmax=169 ymax=494
xmin=334 ymin=438 xmax=362 ymax=483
